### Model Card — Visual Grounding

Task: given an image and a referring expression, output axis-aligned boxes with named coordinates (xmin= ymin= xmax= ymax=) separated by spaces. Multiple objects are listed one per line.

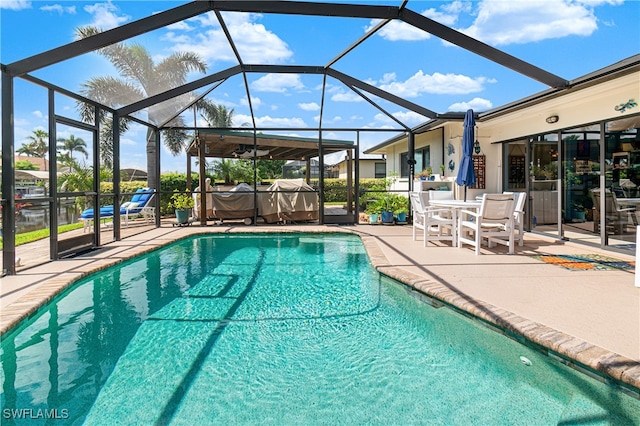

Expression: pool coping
xmin=1 ymin=227 xmax=639 ymax=398
xmin=358 ymin=234 xmax=640 ymax=398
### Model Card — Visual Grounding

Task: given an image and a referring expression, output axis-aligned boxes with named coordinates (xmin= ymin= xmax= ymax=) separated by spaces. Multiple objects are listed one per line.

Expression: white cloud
xmin=378 ymin=70 xmax=494 ymax=98
xmin=32 ymin=110 xmax=44 ymax=119
xmin=0 ymin=0 xmax=30 ymax=10
xmin=462 ymin=0 xmax=603 ymax=46
xmin=84 ymin=1 xmax=130 ymax=30
xmin=298 ymin=102 xmax=320 ymax=111
xmin=166 ymin=21 xmax=194 ymax=32
xmin=241 ymin=96 xmax=262 ymax=108
xmin=448 ymin=97 xmax=493 ymax=112
xmin=251 ymin=74 xmax=304 ymax=93
xmin=165 ymin=11 xmax=292 ymax=65
xmin=40 ymin=4 xmax=76 ymax=14
xmin=234 ymin=114 xmax=306 ymax=128
xmin=330 ymin=88 xmax=363 ymax=103
xmin=314 ymin=115 xmax=342 ymax=124
xmin=373 ymin=111 xmax=427 ymax=127
xmin=120 ymin=137 xmax=137 ymax=146
xmin=366 ymin=2 xmax=464 ymax=41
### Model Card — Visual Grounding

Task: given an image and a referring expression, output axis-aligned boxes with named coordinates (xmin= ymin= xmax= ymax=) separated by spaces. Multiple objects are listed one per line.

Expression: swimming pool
xmin=1 ymin=233 xmax=639 ymax=424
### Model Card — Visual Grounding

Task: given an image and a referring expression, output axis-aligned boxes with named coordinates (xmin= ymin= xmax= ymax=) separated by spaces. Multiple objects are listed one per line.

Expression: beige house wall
xmin=481 ymin=72 xmax=640 ymax=142
xmin=374 ymin=68 xmax=640 ymax=199
xmin=335 ymin=159 xmax=384 ymax=179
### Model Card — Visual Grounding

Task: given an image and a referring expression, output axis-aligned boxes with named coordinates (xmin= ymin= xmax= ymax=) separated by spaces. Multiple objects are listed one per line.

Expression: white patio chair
xmin=428 ymin=190 xmax=454 ymax=202
xmin=504 ymin=191 xmax=526 ymax=246
xmin=458 ymin=193 xmax=516 ymax=255
xmin=410 ymin=192 xmax=455 ymax=246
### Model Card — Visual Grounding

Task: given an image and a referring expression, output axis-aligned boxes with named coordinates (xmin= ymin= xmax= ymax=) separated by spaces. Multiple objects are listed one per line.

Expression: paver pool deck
xmin=1 ymin=223 xmax=639 ymax=395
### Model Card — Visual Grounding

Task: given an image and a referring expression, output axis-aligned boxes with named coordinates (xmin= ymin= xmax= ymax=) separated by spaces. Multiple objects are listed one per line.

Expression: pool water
xmin=1 ymin=233 xmax=639 ymax=425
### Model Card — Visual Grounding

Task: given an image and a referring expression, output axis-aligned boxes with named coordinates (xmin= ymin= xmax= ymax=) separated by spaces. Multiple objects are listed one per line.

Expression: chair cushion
xmin=130 ymin=188 xmax=146 ymax=203
xmin=81 ymin=206 xmax=119 ymax=219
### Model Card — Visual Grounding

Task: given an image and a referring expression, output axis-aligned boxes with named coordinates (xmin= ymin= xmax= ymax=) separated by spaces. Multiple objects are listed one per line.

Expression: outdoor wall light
xmin=474 ymin=139 xmax=481 ymax=154
xmin=546 ymin=115 xmax=559 ymax=124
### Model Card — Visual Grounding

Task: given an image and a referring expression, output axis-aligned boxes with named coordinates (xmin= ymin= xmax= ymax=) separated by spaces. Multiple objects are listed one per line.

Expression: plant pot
xmin=368 ymin=213 xmax=379 ymax=224
xmin=175 ymin=208 xmax=191 ymax=224
xmin=395 ymin=212 xmax=407 ymax=223
xmin=381 ymin=211 xmax=394 ymax=224
xmin=571 ymin=210 xmax=586 ymax=221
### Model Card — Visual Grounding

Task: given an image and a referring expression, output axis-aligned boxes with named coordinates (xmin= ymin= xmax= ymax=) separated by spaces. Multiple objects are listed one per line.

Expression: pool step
xmin=557 ymin=396 xmax=612 ymax=424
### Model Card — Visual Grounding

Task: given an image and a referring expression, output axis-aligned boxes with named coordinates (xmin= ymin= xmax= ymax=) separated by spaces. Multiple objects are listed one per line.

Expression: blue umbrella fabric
xmin=456 ymin=109 xmax=476 ymax=201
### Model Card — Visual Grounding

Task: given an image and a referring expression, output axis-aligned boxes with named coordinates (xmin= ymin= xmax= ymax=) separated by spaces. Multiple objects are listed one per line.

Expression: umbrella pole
xmin=464 ymin=186 xmax=467 ymax=202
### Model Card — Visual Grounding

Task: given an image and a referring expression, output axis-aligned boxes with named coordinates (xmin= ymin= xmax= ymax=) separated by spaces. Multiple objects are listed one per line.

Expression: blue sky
xmin=1 ymin=0 xmax=639 ymax=173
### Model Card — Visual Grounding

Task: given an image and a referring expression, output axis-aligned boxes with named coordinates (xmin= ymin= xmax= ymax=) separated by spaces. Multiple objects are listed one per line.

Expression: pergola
xmin=1 ymin=0 xmax=568 ymax=274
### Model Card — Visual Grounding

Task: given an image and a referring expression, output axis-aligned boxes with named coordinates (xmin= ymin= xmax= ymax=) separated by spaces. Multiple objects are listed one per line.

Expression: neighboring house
xmin=282 ymin=159 xmax=321 ymax=179
xmin=14 ymin=155 xmax=49 ymax=171
xmin=329 ymin=155 xmax=386 ymax=179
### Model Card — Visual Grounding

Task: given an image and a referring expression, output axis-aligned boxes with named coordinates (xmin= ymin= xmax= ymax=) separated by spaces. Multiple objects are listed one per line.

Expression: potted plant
xmin=415 ymin=168 xmax=431 ymax=181
xmin=381 ymin=172 xmax=399 ymax=224
xmin=439 ymin=164 xmax=446 ymax=179
xmin=570 ymin=200 xmax=586 ymax=221
xmin=365 ymin=199 xmax=385 ymax=224
xmin=170 ymin=190 xmax=195 ymax=224
xmin=391 ymin=195 xmax=409 ymax=224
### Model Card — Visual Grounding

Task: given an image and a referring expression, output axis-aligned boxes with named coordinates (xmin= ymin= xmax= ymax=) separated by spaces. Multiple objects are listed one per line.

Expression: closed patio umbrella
xmin=456 ymin=109 xmax=476 ymax=201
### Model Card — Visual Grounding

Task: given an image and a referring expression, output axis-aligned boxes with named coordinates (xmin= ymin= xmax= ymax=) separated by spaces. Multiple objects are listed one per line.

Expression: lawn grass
xmin=0 ymin=222 xmax=85 ymax=250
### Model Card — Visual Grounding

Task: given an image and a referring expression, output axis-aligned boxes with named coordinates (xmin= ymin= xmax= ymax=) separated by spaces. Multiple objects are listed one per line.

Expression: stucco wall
xmin=372 ymin=68 xmax=639 ymax=198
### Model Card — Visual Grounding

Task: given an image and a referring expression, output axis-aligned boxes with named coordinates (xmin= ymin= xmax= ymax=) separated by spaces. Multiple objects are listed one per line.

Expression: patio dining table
xmin=428 ymin=199 xmax=482 ymax=245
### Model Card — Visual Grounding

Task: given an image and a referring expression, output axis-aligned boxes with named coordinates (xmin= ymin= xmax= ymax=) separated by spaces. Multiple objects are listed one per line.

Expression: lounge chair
xmin=80 ymin=188 xmax=155 ymax=231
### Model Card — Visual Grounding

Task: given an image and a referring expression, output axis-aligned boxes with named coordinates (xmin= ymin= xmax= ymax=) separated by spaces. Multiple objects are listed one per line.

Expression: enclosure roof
xmin=3 ymin=0 xmax=570 ymax=136
xmin=189 ymin=130 xmax=353 ymax=161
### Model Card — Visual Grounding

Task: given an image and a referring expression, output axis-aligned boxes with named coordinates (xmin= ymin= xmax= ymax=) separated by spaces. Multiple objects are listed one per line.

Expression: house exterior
xmin=366 ymin=55 xmax=640 ymax=253
xmin=329 ymin=155 xmax=386 ymax=179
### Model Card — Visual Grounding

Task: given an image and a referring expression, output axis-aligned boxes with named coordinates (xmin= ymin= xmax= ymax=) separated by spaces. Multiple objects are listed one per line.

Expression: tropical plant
xmin=415 ymin=168 xmax=431 ymax=179
xmin=199 ymin=102 xmax=235 ymax=128
xmin=75 ymin=25 xmax=208 ymax=190
xmin=169 ymin=190 xmax=195 ymax=210
xmin=212 ymin=159 xmax=235 ymax=185
xmin=365 ymin=198 xmax=385 ymax=215
xmin=17 ymin=130 xmax=49 ymax=170
xmin=57 ymin=134 xmax=88 ymax=171
xmin=257 ymin=159 xmax=286 ymax=180
xmin=15 ymin=160 xmax=39 ymax=171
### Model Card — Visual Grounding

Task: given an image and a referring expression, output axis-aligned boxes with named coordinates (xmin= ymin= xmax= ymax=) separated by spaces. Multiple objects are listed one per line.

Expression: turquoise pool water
xmin=1 ymin=233 xmax=639 ymax=425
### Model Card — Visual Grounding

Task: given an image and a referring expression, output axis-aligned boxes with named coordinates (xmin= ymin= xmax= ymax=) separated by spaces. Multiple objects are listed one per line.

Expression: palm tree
xmin=17 ymin=130 xmax=49 ymax=170
xmin=57 ymin=134 xmax=88 ymax=171
xmin=212 ymin=159 xmax=235 ymax=185
xmin=76 ymin=26 xmax=207 ymax=190
xmin=57 ymin=134 xmax=88 ymax=159
xmin=199 ymin=102 xmax=235 ymax=128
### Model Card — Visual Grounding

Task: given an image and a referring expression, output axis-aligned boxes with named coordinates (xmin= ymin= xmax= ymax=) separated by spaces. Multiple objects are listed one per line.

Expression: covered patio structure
xmin=185 ymin=129 xmax=357 ymax=225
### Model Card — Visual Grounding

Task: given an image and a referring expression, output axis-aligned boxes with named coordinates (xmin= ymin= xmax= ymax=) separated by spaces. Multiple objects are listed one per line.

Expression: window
xmin=374 ymin=162 xmax=386 ymax=178
xmin=400 ymin=147 xmax=430 ymax=178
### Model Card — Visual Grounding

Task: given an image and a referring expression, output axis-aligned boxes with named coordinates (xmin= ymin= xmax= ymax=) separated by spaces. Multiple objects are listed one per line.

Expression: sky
xmin=1 ymin=0 xmax=639 ymax=173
